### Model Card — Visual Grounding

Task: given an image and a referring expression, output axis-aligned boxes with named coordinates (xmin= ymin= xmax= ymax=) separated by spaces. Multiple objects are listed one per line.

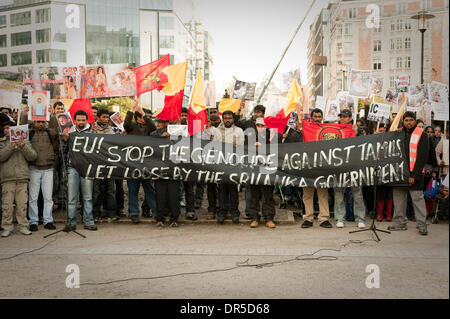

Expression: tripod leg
xmin=72 ymin=230 xmax=87 ymax=239
xmin=43 ymin=229 xmax=64 ymax=238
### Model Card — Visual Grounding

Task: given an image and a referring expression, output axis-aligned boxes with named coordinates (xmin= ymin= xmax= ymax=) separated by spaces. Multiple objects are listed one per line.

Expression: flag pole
xmin=256 ymin=0 xmax=316 ymax=104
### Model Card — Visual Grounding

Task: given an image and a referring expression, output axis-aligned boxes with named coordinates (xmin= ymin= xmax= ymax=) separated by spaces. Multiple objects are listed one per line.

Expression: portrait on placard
xmin=28 ymin=90 xmax=50 ymax=121
xmin=10 ymin=125 xmax=29 ymax=143
xmin=56 ymin=112 xmax=74 ymax=134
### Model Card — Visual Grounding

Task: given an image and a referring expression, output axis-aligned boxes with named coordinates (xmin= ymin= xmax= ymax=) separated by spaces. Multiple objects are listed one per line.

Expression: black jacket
xmin=402 ymin=125 xmax=429 ymax=190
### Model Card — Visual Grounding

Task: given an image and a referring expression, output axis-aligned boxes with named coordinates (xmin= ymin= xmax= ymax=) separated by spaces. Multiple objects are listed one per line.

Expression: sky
xmin=195 ymin=0 xmax=330 ymax=95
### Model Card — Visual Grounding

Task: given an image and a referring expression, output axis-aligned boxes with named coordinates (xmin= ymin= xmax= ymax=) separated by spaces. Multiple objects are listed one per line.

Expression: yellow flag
xmin=190 ymin=68 xmax=207 ymax=114
xmin=390 ymin=92 xmax=407 ymax=131
xmin=284 ymin=79 xmax=302 ymax=115
xmin=162 ymin=61 xmax=188 ymax=96
xmin=218 ymin=98 xmax=241 ymax=114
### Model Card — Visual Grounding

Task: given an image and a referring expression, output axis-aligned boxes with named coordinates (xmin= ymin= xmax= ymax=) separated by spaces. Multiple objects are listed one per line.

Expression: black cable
xmin=0 ymin=234 xmax=59 ymax=261
xmin=81 ymin=235 xmax=379 ymax=286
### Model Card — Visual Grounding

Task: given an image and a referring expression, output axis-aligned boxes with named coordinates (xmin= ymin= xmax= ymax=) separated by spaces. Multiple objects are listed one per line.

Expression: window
xmin=396 ymin=57 xmax=403 ymax=68
xmin=53 ymin=33 xmax=66 ymax=43
xmin=391 ymin=22 xmax=396 ymax=31
xmin=0 ymin=35 xmax=6 ymax=48
xmin=0 ymin=15 xmax=6 ymax=29
xmin=36 ymin=49 xmax=50 ymax=63
xmin=51 ymin=49 xmax=66 ymax=63
xmin=404 ymin=21 xmax=411 ymax=30
xmin=374 ymin=26 xmax=382 ymax=33
xmin=390 ymin=76 xmax=395 ymax=88
xmin=337 ymin=43 xmax=342 ymax=53
xmin=373 ymin=59 xmax=382 ymax=70
xmin=390 ymin=39 xmax=395 ymax=50
xmin=396 ymin=38 xmax=403 ymax=50
xmin=344 ymin=23 xmax=351 ymax=35
xmin=36 ymin=8 xmax=50 ymax=23
xmin=36 ymin=29 xmax=50 ymax=43
xmin=348 ymin=8 xmax=357 ymax=19
xmin=405 ymin=56 xmax=411 ymax=69
xmin=337 ymin=79 xmax=343 ymax=91
xmin=396 ymin=19 xmax=403 ymax=30
xmin=160 ymin=16 xmax=174 ymax=29
xmin=160 ymin=35 xmax=174 ymax=49
xmin=421 ymin=0 xmax=431 ymax=10
xmin=405 ymin=37 xmax=411 ymax=49
xmin=11 ymin=31 xmax=32 ymax=46
xmin=11 ymin=51 xmax=32 ymax=66
xmin=373 ymin=40 xmax=382 ymax=52
xmin=10 ymin=12 xmax=31 ymax=27
xmin=397 ymin=3 xmax=406 ymax=14
xmin=0 ymin=54 xmax=6 ymax=67
xmin=337 ymin=24 xmax=342 ymax=35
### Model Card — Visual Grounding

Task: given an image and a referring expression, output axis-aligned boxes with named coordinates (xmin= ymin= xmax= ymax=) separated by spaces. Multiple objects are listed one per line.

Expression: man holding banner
xmin=388 ymin=112 xmax=430 ymax=235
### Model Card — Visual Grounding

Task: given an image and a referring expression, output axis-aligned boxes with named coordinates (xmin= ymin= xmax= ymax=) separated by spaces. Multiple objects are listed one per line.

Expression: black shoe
xmin=320 ymin=220 xmax=333 ymax=228
xmin=84 ymin=224 xmax=98 ymax=231
xmin=232 ymin=217 xmax=240 ymax=224
xmin=169 ymin=221 xmax=179 ymax=228
xmin=30 ymin=224 xmax=38 ymax=232
xmin=131 ymin=216 xmax=140 ymax=224
xmin=117 ymin=210 xmax=126 ymax=217
xmin=44 ymin=223 xmax=56 ymax=230
xmin=301 ymin=220 xmax=313 ymax=228
xmin=217 ymin=216 xmax=225 ymax=224
xmin=195 ymin=202 xmax=202 ymax=209
xmin=185 ymin=212 xmax=198 ymax=221
xmin=63 ymin=224 xmax=76 ymax=232
xmin=142 ymin=209 xmax=151 ymax=218
xmin=156 ymin=221 xmax=164 ymax=228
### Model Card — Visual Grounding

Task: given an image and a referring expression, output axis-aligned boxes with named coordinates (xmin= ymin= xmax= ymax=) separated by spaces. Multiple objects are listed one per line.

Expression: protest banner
xmin=69 ymin=131 xmax=409 ymax=188
xmin=428 ymin=81 xmax=449 ymax=103
xmin=28 ymin=90 xmax=50 ymax=121
xmin=232 ymin=80 xmax=257 ymax=101
xmin=367 ymin=100 xmax=391 ymax=124
xmin=0 ymin=71 xmax=23 ymax=110
xmin=370 ymin=78 xmax=383 ymax=96
xmin=10 ymin=125 xmax=29 ymax=143
xmin=39 ymin=67 xmax=64 ymax=99
xmin=56 ymin=112 xmax=74 ymax=134
xmin=395 ymin=76 xmax=409 ymax=93
xmin=348 ymin=69 xmax=371 ymax=97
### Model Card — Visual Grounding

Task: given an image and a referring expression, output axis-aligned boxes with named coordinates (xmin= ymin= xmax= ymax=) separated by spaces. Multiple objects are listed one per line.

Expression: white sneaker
xmin=1 ymin=230 xmax=11 ymax=237
xmin=336 ymin=221 xmax=345 ymax=228
xmin=358 ymin=222 xmax=366 ymax=229
xmin=19 ymin=228 xmax=32 ymax=235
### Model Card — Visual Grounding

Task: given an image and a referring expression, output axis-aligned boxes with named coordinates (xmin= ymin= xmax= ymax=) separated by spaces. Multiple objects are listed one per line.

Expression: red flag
xmin=157 ymin=90 xmax=184 ymax=121
xmin=67 ymin=99 xmax=95 ymax=124
xmin=135 ymin=54 xmax=170 ymax=97
xmin=264 ymin=109 xmax=290 ymax=134
xmin=302 ymin=120 xmax=355 ymax=142
xmin=188 ymin=106 xmax=208 ymax=136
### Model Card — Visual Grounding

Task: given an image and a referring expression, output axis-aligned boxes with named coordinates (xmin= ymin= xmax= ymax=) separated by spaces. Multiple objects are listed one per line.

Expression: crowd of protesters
xmin=0 ymin=99 xmax=448 ymax=238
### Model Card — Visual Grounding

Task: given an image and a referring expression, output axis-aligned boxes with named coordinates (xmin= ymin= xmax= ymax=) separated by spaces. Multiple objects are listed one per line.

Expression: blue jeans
xmin=67 ymin=167 xmax=94 ymax=226
xmin=334 ymin=187 xmax=366 ymax=223
xmin=28 ymin=167 xmax=54 ymax=226
xmin=344 ymin=187 xmax=355 ymax=221
xmin=127 ymin=179 xmax=157 ymax=217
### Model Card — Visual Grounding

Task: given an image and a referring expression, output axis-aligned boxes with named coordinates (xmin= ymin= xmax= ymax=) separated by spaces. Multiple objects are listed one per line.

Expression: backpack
xmin=424 ymin=178 xmax=439 ymax=201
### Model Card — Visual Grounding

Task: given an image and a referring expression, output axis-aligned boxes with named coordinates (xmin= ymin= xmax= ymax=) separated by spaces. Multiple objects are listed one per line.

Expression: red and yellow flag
xmin=218 ymin=98 xmax=241 ymax=114
xmin=61 ymin=98 xmax=95 ymax=124
xmin=302 ymin=120 xmax=355 ymax=142
xmin=157 ymin=61 xmax=188 ymax=122
xmin=135 ymin=54 xmax=170 ymax=97
xmin=188 ymin=69 xmax=208 ymax=136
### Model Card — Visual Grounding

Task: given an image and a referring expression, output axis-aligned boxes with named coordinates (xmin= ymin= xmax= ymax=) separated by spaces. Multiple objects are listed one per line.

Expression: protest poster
xmin=0 ymin=71 xmax=23 ymax=110
xmin=69 ymin=131 xmax=409 ymax=188
xmin=428 ymin=81 xmax=449 ymax=104
xmin=110 ymin=112 xmax=125 ymax=131
xmin=39 ymin=67 xmax=64 ymax=99
xmin=432 ymin=102 xmax=449 ymax=121
xmin=337 ymin=92 xmax=349 ymax=110
xmin=28 ymin=90 xmax=50 ymax=121
xmin=348 ymin=69 xmax=371 ymax=97
xmin=395 ymin=76 xmax=409 ymax=93
xmin=315 ymin=96 xmax=327 ymax=112
xmin=10 ymin=125 xmax=29 ymax=143
xmin=56 ymin=112 xmax=74 ymax=134
xmin=370 ymin=78 xmax=383 ymax=96
xmin=325 ymin=100 xmax=339 ymax=122
xmin=420 ymin=102 xmax=432 ymax=126
xmin=168 ymin=125 xmax=188 ymax=137
xmin=204 ymin=81 xmax=216 ymax=108
xmin=279 ymin=68 xmax=301 ymax=93
xmin=232 ymin=80 xmax=257 ymax=101
xmin=79 ymin=64 xmax=136 ymax=98
xmin=367 ymin=100 xmax=391 ymax=124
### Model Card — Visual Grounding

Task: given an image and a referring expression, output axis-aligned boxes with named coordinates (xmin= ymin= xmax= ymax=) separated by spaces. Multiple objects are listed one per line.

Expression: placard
xmin=432 ymin=102 xmax=449 ymax=121
xmin=367 ymin=101 xmax=391 ymax=124
xmin=56 ymin=112 xmax=74 ymax=134
xmin=167 ymin=125 xmax=188 ymax=137
xmin=10 ymin=125 xmax=29 ymax=143
xmin=28 ymin=90 xmax=50 ymax=121
xmin=110 ymin=112 xmax=125 ymax=131
xmin=348 ymin=69 xmax=371 ymax=97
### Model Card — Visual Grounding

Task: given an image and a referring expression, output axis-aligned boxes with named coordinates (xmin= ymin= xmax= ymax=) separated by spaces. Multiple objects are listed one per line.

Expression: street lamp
xmin=411 ymin=11 xmax=435 ymax=84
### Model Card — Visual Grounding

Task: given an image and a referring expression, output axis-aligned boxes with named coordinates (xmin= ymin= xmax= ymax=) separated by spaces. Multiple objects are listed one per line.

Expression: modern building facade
xmin=0 ymin=0 xmax=214 ymax=110
xmin=307 ymin=0 xmax=449 ymax=103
